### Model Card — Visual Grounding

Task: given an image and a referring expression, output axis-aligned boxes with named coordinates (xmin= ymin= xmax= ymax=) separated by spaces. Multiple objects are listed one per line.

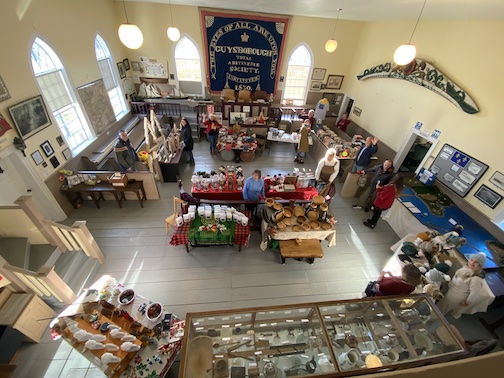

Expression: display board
xmin=430 ymin=143 xmax=488 ymax=197
xmin=77 ymin=79 xmax=115 ymax=136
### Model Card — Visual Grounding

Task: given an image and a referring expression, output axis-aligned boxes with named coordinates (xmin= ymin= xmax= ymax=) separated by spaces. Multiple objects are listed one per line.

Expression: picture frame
xmin=31 ymin=150 xmax=44 ymax=166
xmin=311 ymin=68 xmax=326 ymax=81
xmin=40 ymin=140 xmax=54 ymax=157
xmin=123 ymin=58 xmax=130 ymax=71
xmin=0 ymin=75 xmax=10 ymax=103
xmin=489 ymin=171 xmax=504 ymax=191
xmin=56 ymin=135 xmax=64 ymax=146
xmin=326 ymin=74 xmax=344 ymax=90
xmin=49 ymin=156 xmax=60 ymax=169
xmin=62 ymin=148 xmax=71 ymax=160
xmin=310 ymin=81 xmax=322 ymax=91
xmin=353 ymin=107 xmax=362 ymax=117
xmin=117 ymin=61 xmax=126 ymax=79
xmin=131 ymin=61 xmax=141 ymax=72
xmin=8 ymin=95 xmax=51 ymax=139
xmin=474 ymin=184 xmax=502 ymax=209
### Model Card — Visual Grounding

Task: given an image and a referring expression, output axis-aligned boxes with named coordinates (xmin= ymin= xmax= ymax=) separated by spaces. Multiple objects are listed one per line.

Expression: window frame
xmin=281 ymin=43 xmax=314 ymax=106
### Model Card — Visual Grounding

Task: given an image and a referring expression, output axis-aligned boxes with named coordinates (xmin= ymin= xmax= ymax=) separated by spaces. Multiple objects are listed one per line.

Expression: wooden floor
xmin=10 ymin=140 xmax=504 ymax=378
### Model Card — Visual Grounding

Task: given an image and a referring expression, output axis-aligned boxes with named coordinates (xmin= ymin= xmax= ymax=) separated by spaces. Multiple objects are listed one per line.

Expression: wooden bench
xmin=279 ymin=239 xmax=324 ymax=264
xmin=62 ymin=181 xmax=146 ymax=209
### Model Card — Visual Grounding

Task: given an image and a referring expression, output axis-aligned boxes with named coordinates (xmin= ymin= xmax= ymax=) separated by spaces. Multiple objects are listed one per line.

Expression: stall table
xmin=191 ymin=185 xmax=318 ymax=201
xmin=217 ymin=131 xmax=258 ymax=162
xmin=170 ymin=212 xmax=251 ymax=252
xmin=54 ymin=275 xmax=183 ymax=378
xmin=279 ymin=239 xmax=324 ymax=264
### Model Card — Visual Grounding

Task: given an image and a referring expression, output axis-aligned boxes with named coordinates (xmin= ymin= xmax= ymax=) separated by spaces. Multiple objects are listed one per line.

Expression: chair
xmin=165 ymin=196 xmax=187 ymax=234
xmin=222 ymin=89 xmax=236 ymax=101
xmin=238 ymin=90 xmax=251 ymax=102
xmin=254 ymin=90 xmax=268 ymax=101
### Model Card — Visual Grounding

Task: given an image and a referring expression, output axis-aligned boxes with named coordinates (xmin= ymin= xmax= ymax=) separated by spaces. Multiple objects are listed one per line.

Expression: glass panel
xmin=37 ymin=72 xmax=72 ymax=112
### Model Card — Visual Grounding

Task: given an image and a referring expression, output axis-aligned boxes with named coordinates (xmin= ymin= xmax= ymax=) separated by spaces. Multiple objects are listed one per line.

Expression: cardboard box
xmin=109 ymin=173 xmax=128 ymax=187
xmin=284 ymin=184 xmax=295 ymax=192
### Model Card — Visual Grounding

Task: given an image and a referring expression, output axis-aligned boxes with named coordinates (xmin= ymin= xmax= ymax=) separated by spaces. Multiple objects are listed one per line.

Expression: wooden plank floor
xmin=11 ymin=139 xmax=503 ymax=378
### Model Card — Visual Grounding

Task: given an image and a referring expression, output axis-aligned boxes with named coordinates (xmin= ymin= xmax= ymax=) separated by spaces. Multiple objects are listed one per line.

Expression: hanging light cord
xmin=331 ymin=8 xmax=342 ymax=39
xmin=122 ymin=0 xmax=129 ymax=23
xmin=408 ymin=0 xmax=427 ymax=43
xmin=169 ymin=0 xmax=175 ymax=26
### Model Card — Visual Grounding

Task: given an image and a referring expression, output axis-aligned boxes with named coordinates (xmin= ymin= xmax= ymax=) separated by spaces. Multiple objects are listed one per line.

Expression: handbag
xmin=357 ymin=173 xmax=367 ymax=188
xmin=364 ymin=280 xmax=378 ymax=297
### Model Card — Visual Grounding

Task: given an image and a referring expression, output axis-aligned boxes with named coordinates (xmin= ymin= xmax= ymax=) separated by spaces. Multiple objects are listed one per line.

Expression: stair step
xmin=65 ymin=257 xmax=101 ymax=297
xmin=28 ymin=245 xmax=61 ymax=272
xmin=54 ymin=250 xmax=87 ymax=279
xmin=0 ymin=237 xmax=30 ymax=269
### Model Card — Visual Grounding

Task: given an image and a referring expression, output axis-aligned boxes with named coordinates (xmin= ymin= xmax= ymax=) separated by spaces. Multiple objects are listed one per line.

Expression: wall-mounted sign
xmin=357 ymin=59 xmax=479 ymax=114
xmin=200 ymin=9 xmax=290 ymax=93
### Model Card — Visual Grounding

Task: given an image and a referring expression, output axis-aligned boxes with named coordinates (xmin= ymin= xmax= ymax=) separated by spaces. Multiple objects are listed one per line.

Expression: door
xmin=0 ymin=154 xmax=30 ymax=205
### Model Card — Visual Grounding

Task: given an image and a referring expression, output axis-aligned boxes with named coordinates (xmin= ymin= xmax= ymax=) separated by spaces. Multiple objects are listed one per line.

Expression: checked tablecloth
xmin=170 ymin=211 xmax=251 ymax=247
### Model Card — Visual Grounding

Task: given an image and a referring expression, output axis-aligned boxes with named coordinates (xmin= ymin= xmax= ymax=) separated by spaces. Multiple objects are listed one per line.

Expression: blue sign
xmin=415 ymin=122 xmax=422 ymax=129
xmin=201 ymin=11 xmax=289 ymax=93
xmin=450 ymin=150 xmax=470 ymax=167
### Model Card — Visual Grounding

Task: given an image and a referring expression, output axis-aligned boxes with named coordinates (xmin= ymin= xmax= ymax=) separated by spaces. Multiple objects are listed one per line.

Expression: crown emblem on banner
xmin=241 ymin=32 xmax=249 ymax=42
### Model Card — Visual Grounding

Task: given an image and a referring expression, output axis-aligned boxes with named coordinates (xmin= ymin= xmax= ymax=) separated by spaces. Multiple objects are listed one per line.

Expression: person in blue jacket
xmin=243 ymin=169 xmax=265 ymax=212
xmin=352 ymin=136 xmax=379 ymax=172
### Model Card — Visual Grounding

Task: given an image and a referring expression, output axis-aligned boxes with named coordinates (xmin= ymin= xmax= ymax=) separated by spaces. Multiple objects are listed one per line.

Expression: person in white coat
xmin=436 ymin=252 xmax=486 ymax=319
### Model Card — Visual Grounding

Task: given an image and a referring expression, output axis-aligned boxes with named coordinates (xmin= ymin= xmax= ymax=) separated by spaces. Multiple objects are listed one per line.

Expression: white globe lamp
xmin=118 ymin=23 xmax=144 ymax=49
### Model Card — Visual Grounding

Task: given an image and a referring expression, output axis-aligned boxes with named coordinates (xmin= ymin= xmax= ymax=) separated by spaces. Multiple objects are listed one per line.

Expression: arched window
xmin=282 ymin=44 xmax=313 ymax=106
xmin=31 ymin=38 xmax=93 ymax=154
xmin=95 ymin=35 xmax=128 ymax=118
xmin=174 ymin=36 xmax=204 ymax=96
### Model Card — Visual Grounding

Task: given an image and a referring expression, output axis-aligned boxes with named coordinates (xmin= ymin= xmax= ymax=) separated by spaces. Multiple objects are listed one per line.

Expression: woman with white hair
xmin=315 ymin=148 xmax=340 ymax=193
xmin=436 ymin=252 xmax=487 ymax=318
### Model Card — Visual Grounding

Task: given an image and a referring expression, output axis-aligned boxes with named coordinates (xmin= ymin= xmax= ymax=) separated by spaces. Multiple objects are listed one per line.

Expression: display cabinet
xmin=179 ymin=295 xmax=467 ymax=377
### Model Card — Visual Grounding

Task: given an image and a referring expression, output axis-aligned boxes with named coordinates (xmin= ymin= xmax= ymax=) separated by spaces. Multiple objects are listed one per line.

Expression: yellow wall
xmin=0 ymin=1 xmax=502 ymax=219
xmin=345 ymin=19 xmax=504 ymax=219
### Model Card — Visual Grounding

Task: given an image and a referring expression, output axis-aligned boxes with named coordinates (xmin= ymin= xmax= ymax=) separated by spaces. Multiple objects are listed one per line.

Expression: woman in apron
xmin=315 ymin=148 xmax=340 ymax=196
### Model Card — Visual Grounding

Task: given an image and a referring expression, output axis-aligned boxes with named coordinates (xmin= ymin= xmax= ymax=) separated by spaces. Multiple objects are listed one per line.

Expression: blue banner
xmin=201 ymin=10 xmax=290 ymax=94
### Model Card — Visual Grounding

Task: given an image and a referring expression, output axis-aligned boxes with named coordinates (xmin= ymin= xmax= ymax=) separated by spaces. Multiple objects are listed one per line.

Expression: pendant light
xmin=393 ymin=0 xmax=427 ymax=65
xmin=167 ymin=0 xmax=180 ymax=42
xmin=118 ymin=0 xmax=143 ymax=49
xmin=325 ymin=8 xmax=342 ymax=53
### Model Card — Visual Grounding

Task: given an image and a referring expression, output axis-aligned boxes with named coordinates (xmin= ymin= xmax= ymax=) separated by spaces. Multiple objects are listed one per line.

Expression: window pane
xmin=175 ymin=37 xmax=202 ymax=82
xmin=37 ymin=72 xmax=72 ymax=111
xmin=283 ymin=45 xmax=312 ymax=103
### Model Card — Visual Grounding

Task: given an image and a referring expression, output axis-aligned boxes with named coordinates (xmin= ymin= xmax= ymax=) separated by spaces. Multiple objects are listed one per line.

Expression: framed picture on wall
xmin=0 ymin=75 xmax=10 ymax=103
xmin=123 ymin=58 xmax=130 ymax=71
xmin=31 ymin=150 xmax=44 ymax=165
xmin=310 ymin=81 xmax=322 ymax=91
xmin=40 ymin=140 xmax=54 ymax=157
xmin=117 ymin=62 xmax=126 ymax=79
xmin=8 ymin=95 xmax=51 ymax=139
xmin=326 ymin=75 xmax=344 ymax=89
xmin=474 ymin=184 xmax=502 ymax=209
xmin=131 ymin=61 xmax=141 ymax=71
xmin=489 ymin=171 xmax=504 ymax=191
xmin=311 ymin=68 xmax=326 ymax=80
xmin=62 ymin=148 xmax=72 ymax=160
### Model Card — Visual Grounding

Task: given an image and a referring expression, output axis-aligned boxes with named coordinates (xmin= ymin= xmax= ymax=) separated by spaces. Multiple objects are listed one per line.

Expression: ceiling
xmin=126 ymin=0 xmax=504 ymax=21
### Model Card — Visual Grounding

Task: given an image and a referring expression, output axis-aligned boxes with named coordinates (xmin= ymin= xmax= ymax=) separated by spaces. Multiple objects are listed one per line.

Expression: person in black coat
xmin=180 ymin=117 xmax=194 ymax=166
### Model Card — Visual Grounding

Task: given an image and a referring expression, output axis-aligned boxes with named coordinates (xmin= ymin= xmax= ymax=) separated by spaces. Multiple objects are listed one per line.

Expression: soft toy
xmin=423 ymin=283 xmax=444 ymax=301
xmin=431 ymin=232 xmax=467 ymax=251
xmin=414 ymin=230 xmax=440 ymax=246
xmin=424 ymin=268 xmax=451 ymax=289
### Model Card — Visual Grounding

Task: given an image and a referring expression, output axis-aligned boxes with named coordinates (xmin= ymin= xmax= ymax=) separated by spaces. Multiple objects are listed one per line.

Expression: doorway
xmin=393 ymin=128 xmax=439 ymax=175
xmin=339 ymin=94 xmax=355 ymax=119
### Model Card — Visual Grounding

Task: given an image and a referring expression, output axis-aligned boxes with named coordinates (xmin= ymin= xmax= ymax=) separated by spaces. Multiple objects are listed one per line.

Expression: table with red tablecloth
xmin=191 ymin=185 xmax=318 ymax=201
xmin=170 ymin=211 xmax=251 ymax=252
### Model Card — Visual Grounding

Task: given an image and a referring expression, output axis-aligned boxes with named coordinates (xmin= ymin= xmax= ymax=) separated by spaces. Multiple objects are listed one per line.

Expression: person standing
xmin=204 ymin=113 xmax=222 ymax=155
xmin=352 ymin=136 xmax=379 ymax=172
xmin=114 ymin=129 xmax=137 ymax=172
xmin=180 ymin=117 xmax=194 ymax=167
xmin=363 ymin=176 xmax=404 ymax=229
xmin=299 ymin=109 xmax=315 ymax=129
xmin=315 ymin=148 xmax=340 ymax=193
xmin=294 ymin=120 xmax=310 ymax=164
xmin=353 ymin=159 xmax=395 ymax=211
xmin=436 ymin=252 xmax=487 ymax=319
xmin=336 ymin=112 xmax=351 ymax=133
xmin=374 ymin=264 xmax=422 ymax=296
xmin=242 ymin=169 xmax=265 ymax=212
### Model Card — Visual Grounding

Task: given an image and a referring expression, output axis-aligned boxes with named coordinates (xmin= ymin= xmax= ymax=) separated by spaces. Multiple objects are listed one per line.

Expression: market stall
xmin=170 ymin=205 xmax=251 ymax=252
xmin=217 ymin=129 xmax=258 ymax=162
xmin=51 ymin=275 xmax=184 ymax=378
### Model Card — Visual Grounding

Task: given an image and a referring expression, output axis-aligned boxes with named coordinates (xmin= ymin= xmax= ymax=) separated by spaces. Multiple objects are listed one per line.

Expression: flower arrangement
xmin=199 ymin=223 xmax=227 ymax=233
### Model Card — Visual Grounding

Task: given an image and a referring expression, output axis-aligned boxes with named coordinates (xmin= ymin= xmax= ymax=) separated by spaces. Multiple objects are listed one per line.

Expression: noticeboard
xmin=429 ymin=144 xmax=488 ymax=197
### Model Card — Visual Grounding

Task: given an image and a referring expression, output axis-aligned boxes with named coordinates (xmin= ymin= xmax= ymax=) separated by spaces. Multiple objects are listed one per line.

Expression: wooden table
xmin=62 ymin=181 xmax=146 ymax=209
xmin=279 ymin=239 xmax=324 ymax=264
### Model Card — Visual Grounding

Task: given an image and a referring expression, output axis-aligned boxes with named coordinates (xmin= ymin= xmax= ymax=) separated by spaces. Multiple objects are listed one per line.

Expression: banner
xmin=200 ymin=9 xmax=290 ymax=94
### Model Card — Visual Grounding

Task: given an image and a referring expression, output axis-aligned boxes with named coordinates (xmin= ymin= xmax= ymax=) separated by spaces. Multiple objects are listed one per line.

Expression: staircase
xmin=0 ymin=196 xmax=105 ymax=306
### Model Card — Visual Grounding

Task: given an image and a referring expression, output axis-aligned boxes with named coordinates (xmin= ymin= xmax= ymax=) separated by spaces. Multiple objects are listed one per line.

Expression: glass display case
xmin=179 ymin=295 xmax=467 ymax=377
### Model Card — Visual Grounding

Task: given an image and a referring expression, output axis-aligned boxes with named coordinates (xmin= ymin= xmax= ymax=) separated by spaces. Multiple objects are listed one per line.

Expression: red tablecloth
xmin=191 ymin=186 xmax=318 ymax=201
xmin=170 ymin=210 xmax=251 ymax=247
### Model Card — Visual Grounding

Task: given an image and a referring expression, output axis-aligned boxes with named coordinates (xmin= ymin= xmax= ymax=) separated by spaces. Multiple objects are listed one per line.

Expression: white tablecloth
xmin=383 ymin=199 xmax=430 ymax=239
